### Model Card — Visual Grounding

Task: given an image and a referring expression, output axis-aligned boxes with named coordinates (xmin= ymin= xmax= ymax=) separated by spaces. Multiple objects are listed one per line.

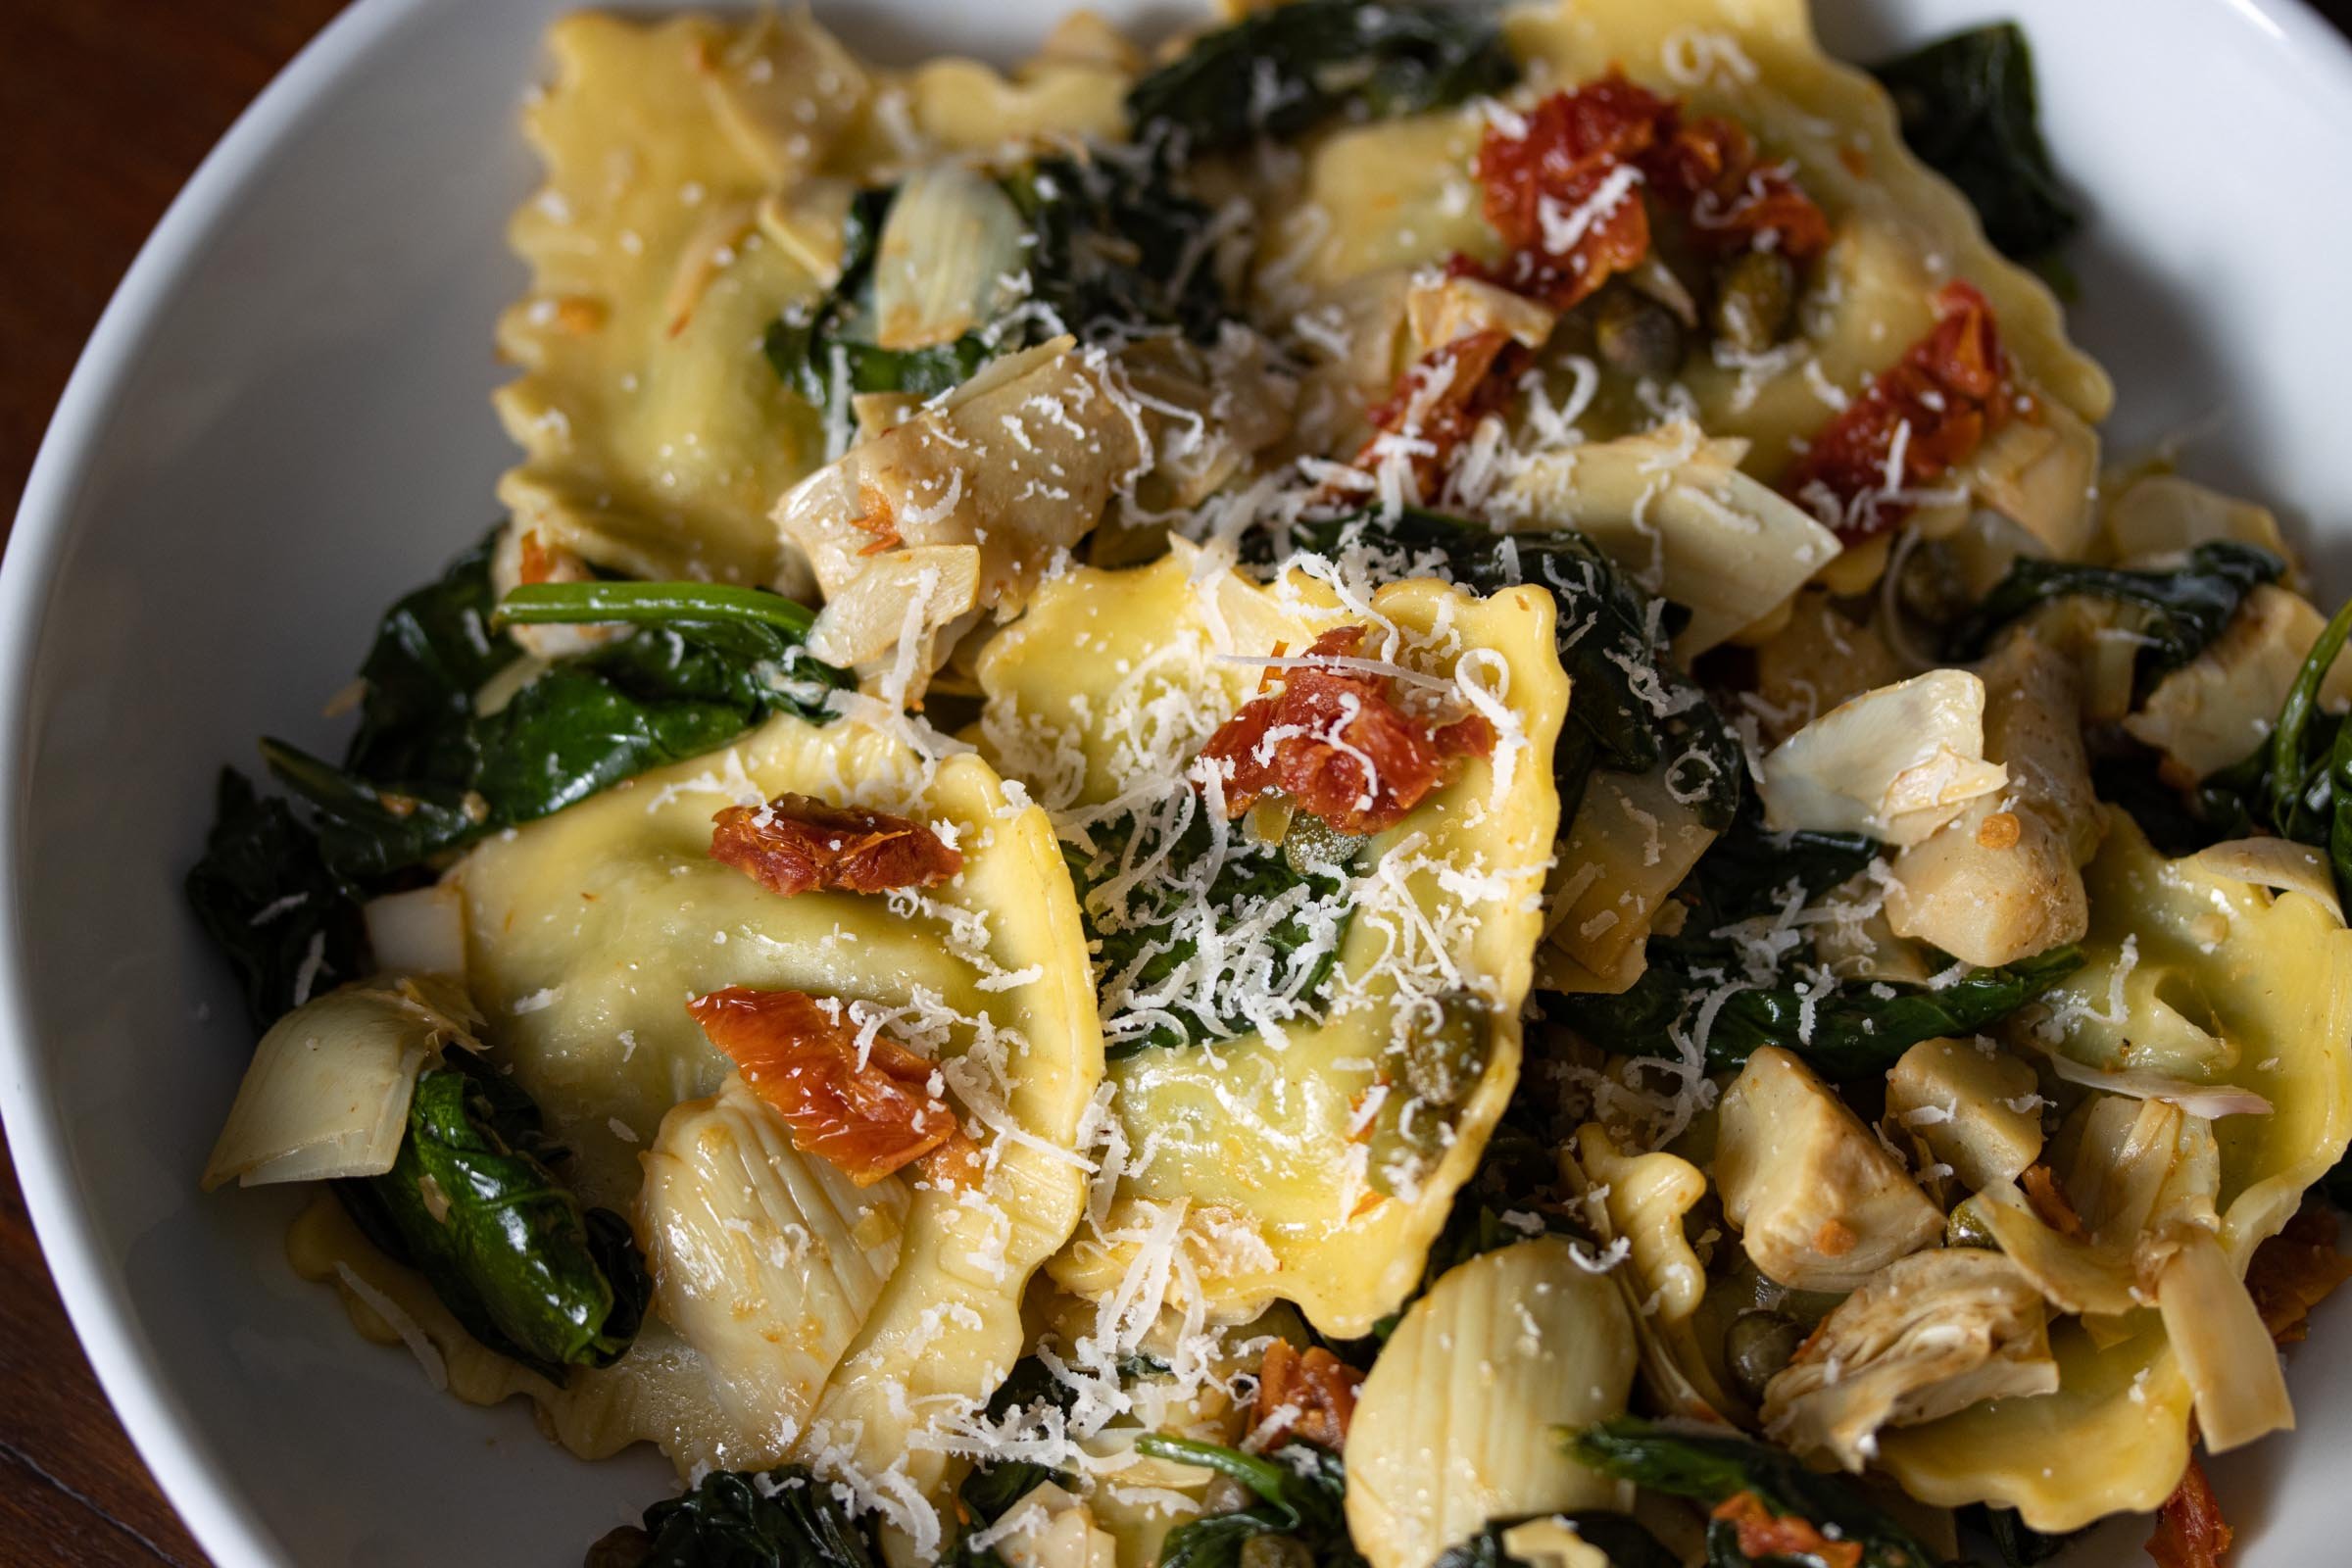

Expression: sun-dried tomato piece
xmin=1455 ymin=72 xmax=1829 ymax=316
xmin=848 ymin=480 xmax=905 ymax=556
xmin=1354 ymin=328 xmax=1528 ymax=504
xmin=516 ymin=530 xmax=561 ymax=585
xmin=1253 ymin=1341 xmax=1363 ymax=1452
xmin=1197 ymin=626 xmax=1494 ymax=837
xmin=688 ymin=986 xmax=972 ymax=1186
xmin=2147 ymin=1456 xmax=2233 ymax=1568
xmin=710 ymin=791 xmax=962 ymax=898
xmin=1644 ymin=114 xmax=1832 ymax=262
xmin=1711 ymin=1493 xmax=1862 ymax=1568
xmin=1461 ymin=73 xmax=1668 ymax=313
xmin=2020 ymin=1160 xmax=2089 ymax=1242
xmin=1783 ymin=280 xmax=2016 ymax=542
xmin=2247 ymin=1200 xmax=2352 ymax=1345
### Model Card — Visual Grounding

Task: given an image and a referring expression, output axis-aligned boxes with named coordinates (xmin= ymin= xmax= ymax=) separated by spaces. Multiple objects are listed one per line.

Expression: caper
xmin=1365 ymin=993 xmax=1493 ymax=1196
xmin=1401 ymin=992 xmax=1492 ymax=1105
xmin=1946 ymin=1200 xmax=2001 ymax=1251
xmin=1282 ymin=811 xmax=1367 ymax=878
xmin=1725 ymin=1308 xmax=1807 ymax=1402
xmin=1593 ymin=283 xmax=1687 ymax=380
xmin=1709 ymin=248 xmax=1798 ymax=354
xmin=1364 ymin=1090 xmax=1445 ymax=1198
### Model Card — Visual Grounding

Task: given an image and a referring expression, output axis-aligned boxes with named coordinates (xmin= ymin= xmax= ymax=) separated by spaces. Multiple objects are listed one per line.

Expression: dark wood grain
xmin=7 ymin=3 xmax=2352 ymax=1566
xmin=0 ymin=6 xmax=351 ymax=1562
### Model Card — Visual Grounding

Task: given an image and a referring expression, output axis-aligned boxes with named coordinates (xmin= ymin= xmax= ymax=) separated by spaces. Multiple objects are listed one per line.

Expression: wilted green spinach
xmin=1871 ymin=23 xmax=2080 ymax=264
xmin=336 ymin=1057 xmax=648 ymax=1381
xmin=1069 ymin=807 xmax=1356 ymax=1058
xmin=1551 ymin=805 xmax=2080 ymax=1079
xmin=1945 ymin=539 xmax=2283 ymax=703
xmin=1566 ymin=1418 xmax=1939 ymax=1568
xmin=264 ymin=561 xmax=845 ymax=880
xmin=765 ymin=151 xmax=1233 ymax=415
xmin=184 ymin=767 xmax=369 ymax=1029
xmin=1127 ymin=0 xmax=1515 ymax=153
xmin=1136 ymin=1435 xmax=1364 ymax=1568
xmin=586 ymin=1464 xmax=884 ymax=1568
xmin=1275 ymin=508 xmax=1743 ymax=831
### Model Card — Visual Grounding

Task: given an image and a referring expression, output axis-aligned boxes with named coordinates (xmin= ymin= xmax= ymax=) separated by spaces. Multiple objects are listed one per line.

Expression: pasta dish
xmin=185 ymin=4 xmax=2352 ymax=1565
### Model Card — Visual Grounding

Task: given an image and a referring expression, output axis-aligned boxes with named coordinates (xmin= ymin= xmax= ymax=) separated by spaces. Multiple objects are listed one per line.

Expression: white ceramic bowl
xmin=8 ymin=0 xmax=2352 ymax=1562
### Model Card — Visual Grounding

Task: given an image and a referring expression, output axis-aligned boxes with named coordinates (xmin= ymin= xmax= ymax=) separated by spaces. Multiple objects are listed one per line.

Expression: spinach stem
xmin=495 ymin=581 xmax=819 ymax=638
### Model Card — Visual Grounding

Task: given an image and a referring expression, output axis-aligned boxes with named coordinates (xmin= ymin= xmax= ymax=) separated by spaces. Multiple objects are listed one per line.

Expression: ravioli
xmin=296 ymin=711 xmax=1102 ymax=1508
xmin=978 ymin=546 xmax=1567 ymax=1337
xmin=1271 ymin=0 xmax=2112 ymax=484
xmin=496 ymin=12 xmax=1141 ymax=595
xmin=1877 ymin=812 xmax=2352 ymax=1528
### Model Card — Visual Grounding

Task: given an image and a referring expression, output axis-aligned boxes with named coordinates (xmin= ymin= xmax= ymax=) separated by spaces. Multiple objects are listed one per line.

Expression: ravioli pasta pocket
xmin=186 ymin=2 xmax=2352 ymax=1565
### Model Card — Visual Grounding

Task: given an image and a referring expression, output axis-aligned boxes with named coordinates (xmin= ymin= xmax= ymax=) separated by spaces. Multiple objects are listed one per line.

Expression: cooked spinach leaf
xmin=1000 ymin=151 xmax=1232 ymax=343
xmin=1276 ymin=508 xmax=1743 ymax=831
xmin=1552 ymin=801 xmax=2077 ymax=1079
xmin=1946 ymin=540 xmax=2283 ymax=702
xmin=1566 ymin=1418 xmax=1938 ymax=1568
xmin=590 ymin=1464 xmax=883 ymax=1568
xmin=184 ymin=767 xmax=369 ymax=1029
xmin=1128 ymin=0 xmax=1515 ymax=153
xmin=1433 ymin=1514 xmax=1678 ymax=1568
xmin=337 ymin=1058 xmax=648 ymax=1381
xmin=1070 ymin=807 xmax=1356 ymax=1058
xmin=1871 ymin=23 xmax=2079 ymax=263
xmin=344 ymin=529 xmax=520 ymax=785
xmin=955 ymin=1356 xmax=1076 ymax=1528
xmin=1136 ymin=1436 xmax=1363 ymax=1568
xmin=266 ymin=571 xmax=845 ymax=880
xmin=765 ymin=151 xmax=1231 ymax=414
xmin=1558 ymin=934 xmax=2082 ymax=1081
xmin=2178 ymin=593 xmax=2352 ymax=919
xmin=764 ymin=186 xmax=992 ymax=405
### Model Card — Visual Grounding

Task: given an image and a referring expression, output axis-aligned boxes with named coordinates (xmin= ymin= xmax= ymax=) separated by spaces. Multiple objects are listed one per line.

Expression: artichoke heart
xmin=869 ymin=163 xmax=1028 ymax=352
xmin=638 ymin=1074 xmax=908 ymax=1456
xmin=1762 ymin=1249 xmax=2060 ymax=1471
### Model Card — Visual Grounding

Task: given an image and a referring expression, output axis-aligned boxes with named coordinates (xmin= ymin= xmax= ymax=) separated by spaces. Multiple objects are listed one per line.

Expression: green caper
xmin=1709 ymin=248 xmax=1798 ymax=354
xmin=1946 ymin=1200 xmax=2001 ymax=1251
xmin=1282 ymin=811 xmax=1367 ymax=878
xmin=1725 ymin=1309 xmax=1807 ymax=1402
xmin=1365 ymin=993 xmax=1493 ymax=1196
xmin=1364 ymin=1090 xmax=1445 ymax=1198
xmin=1400 ymin=992 xmax=1492 ymax=1106
xmin=1593 ymin=284 xmax=1687 ymax=380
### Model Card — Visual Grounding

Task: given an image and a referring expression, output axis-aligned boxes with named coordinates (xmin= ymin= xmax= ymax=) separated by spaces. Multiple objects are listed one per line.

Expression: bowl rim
xmin=9 ymin=0 xmax=2352 ymax=1563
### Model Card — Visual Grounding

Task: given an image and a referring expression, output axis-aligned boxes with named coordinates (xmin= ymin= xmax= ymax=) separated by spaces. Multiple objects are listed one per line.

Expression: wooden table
xmin=8 ymin=2 xmax=2352 ymax=1564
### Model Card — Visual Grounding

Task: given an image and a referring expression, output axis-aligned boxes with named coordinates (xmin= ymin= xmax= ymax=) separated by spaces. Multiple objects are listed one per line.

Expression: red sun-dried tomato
xmin=1197 ymin=626 xmax=1494 ymax=837
xmin=1644 ymin=114 xmax=1831 ymax=262
xmin=1711 ymin=1494 xmax=1863 ymax=1568
xmin=2246 ymin=1200 xmax=2352 ymax=1346
xmin=1253 ymin=1341 xmax=1364 ymax=1452
xmin=1459 ymin=73 xmax=1670 ymax=313
xmin=1354 ymin=327 xmax=1528 ymax=504
xmin=1782 ymin=279 xmax=2016 ymax=542
xmin=1454 ymin=71 xmax=1830 ymax=314
xmin=2147 ymin=1456 xmax=2233 ymax=1568
xmin=710 ymin=792 xmax=962 ymax=898
xmin=688 ymin=986 xmax=974 ymax=1186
